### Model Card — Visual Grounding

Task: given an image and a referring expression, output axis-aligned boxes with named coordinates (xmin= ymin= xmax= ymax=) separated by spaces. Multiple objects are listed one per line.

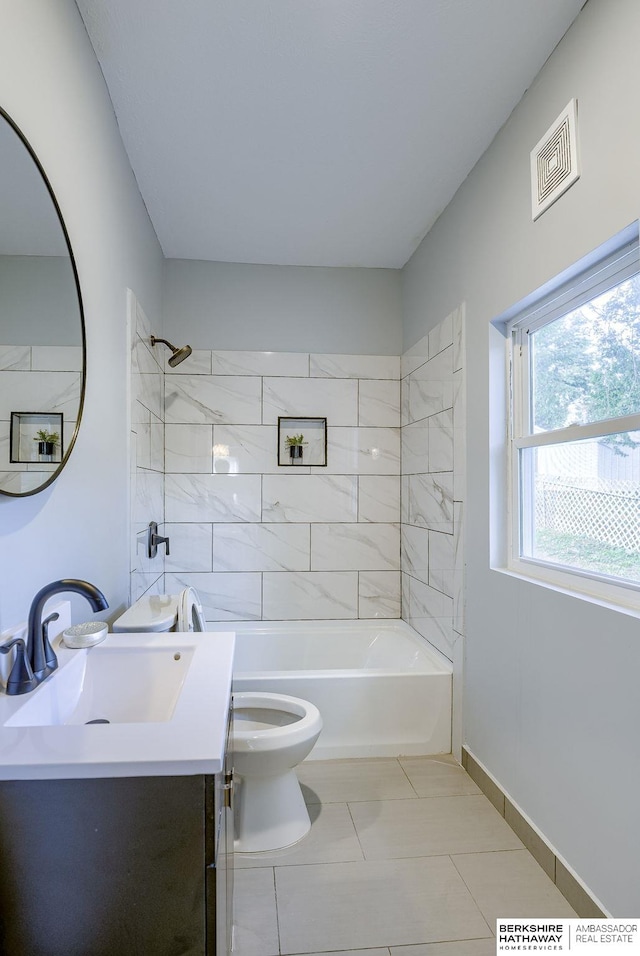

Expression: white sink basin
xmin=0 ymin=630 xmax=235 ymax=780
xmin=5 ymin=644 xmax=194 ymax=727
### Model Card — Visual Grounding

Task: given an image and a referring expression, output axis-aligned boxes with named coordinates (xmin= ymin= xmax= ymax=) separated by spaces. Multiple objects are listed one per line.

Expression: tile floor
xmin=232 ymin=755 xmax=576 ymax=956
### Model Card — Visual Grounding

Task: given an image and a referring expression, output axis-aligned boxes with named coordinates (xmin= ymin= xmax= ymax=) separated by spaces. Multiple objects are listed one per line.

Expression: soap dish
xmin=63 ymin=622 xmax=108 ymax=649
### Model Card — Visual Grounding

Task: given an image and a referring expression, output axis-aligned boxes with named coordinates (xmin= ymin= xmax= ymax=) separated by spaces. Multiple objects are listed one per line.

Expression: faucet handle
xmin=42 ymin=612 xmax=60 ymax=672
xmin=1 ymin=637 xmax=38 ymax=696
xmin=148 ymin=521 xmax=170 ymax=558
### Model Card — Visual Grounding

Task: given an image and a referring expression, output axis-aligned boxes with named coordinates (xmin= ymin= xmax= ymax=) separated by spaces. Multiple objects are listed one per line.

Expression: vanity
xmin=0 ymin=625 xmax=235 ymax=956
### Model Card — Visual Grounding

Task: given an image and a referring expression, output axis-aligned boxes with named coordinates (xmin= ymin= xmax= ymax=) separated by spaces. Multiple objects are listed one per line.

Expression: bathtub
xmin=207 ymin=619 xmax=452 ymax=760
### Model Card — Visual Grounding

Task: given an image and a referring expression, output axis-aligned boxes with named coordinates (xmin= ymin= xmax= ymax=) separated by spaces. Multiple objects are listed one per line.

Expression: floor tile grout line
xmin=396 ymin=755 xmax=420 ymax=798
xmin=448 ymin=851 xmax=498 ymax=939
xmin=271 ymin=865 xmax=283 ymax=956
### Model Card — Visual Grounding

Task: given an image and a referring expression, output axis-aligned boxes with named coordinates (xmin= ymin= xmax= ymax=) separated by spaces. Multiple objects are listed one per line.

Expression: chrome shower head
xmin=150 ymin=335 xmax=193 ymax=367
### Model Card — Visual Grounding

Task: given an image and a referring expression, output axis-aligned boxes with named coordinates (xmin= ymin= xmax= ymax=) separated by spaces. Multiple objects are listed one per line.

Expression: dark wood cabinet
xmin=0 ymin=770 xmax=232 ymax=956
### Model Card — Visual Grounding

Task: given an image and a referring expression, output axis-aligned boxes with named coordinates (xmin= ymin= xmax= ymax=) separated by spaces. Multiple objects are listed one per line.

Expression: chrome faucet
xmin=21 ymin=579 xmax=109 ymax=691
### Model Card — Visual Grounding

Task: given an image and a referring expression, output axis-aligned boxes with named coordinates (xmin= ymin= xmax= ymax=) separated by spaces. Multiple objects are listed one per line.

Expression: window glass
xmin=530 ymin=274 xmax=640 ymax=433
xmin=519 ymin=431 xmax=640 ymax=585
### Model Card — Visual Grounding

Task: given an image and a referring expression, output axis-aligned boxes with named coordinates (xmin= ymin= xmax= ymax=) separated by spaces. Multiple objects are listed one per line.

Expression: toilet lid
xmin=177 ymin=586 xmax=206 ymax=632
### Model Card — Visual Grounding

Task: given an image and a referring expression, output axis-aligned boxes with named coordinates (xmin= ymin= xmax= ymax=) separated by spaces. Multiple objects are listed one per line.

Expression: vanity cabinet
xmin=0 ymin=761 xmax=233 ymax=955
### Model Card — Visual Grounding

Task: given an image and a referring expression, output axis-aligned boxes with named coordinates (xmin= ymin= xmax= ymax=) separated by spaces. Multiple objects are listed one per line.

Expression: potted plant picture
xmin=34 ymin=429 xmax=60 ymax=460
xmin=285 ymin=433 xmax=308 ymax=460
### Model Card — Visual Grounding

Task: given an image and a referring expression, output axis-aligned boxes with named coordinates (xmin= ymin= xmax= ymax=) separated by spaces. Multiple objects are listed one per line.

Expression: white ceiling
xmin=75 ymin=0 xmax=585 ymax=269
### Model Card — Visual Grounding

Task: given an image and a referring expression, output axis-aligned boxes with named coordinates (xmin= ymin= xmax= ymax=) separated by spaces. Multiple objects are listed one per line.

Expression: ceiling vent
xmin=530 ymin=99 xmax=580 ymax=221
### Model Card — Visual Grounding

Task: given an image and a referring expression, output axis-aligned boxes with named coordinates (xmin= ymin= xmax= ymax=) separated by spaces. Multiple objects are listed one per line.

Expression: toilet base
xmin=234 ymin=768 xmax=311 ymax=853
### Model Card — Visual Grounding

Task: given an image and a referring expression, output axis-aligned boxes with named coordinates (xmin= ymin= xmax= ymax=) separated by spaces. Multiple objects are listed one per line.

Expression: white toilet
xmin=112 ymin=590 xmax=323 ymax=853
xmin=233 ymin=691 xmax=322 ymax=853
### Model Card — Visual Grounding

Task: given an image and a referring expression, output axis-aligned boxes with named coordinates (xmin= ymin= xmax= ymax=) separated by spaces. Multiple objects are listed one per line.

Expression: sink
xmin=0 ymin=630 xmax=235 ymax=780
xmin=5 ymin=644 xmax=195 ymax=727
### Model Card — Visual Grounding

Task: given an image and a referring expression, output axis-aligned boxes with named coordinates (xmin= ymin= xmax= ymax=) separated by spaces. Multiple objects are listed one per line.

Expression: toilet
xmin=112 ymin=590 xmax=323 ymax=853
xmin=233 ymin=691 xmax=322 ymax=853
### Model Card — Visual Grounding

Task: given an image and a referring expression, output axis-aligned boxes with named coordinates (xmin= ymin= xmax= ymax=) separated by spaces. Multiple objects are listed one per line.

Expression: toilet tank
xmin=112 ymin=594 xmax=178 ymax=633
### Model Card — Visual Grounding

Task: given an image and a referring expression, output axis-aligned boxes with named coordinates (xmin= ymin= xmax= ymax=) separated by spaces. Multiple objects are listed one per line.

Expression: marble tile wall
xmin=401 ymin=306 xmax=465 ymax=664
xmin=0 ymin=345 xmax=81 ymax=493
xmin=127 ymin=293 xmax=165 ymax=603
xmin=162 ymin=350 xmax=402 ymax=621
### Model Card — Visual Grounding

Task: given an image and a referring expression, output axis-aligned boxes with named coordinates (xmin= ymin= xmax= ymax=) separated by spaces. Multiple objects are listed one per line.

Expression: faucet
xmin=22 ymin=579 xmax=109 ymax=691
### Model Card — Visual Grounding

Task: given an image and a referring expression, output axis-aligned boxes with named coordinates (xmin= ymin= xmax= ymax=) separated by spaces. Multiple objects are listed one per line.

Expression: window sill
xmin=493 ymin=559 xmax=640 ymax=620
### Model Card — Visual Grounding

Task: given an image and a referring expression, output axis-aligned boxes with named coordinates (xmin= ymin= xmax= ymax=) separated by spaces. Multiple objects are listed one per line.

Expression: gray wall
xmin=163 ymin=259 xmax=402 ymax=354
xmin=402 ymin=0 xmax=640 ymax=915
xmin=0 ymin=1 xmax=163 ymax=629
xmin=0 ymin=257 xmax=80 ymax=345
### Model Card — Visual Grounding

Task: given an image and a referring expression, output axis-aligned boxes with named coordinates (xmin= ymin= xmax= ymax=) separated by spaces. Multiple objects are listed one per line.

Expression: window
xmin=508 ymin=231 xmax=640 ymax=595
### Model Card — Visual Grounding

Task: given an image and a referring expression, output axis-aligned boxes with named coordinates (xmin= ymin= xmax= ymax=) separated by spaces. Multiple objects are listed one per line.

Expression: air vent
xmin=530 ymin=99 xmax=580 ymax=221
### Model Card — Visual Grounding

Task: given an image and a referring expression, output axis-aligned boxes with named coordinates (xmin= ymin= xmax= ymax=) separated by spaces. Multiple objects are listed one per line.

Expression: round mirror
xmin=0 ymin=106 xmax=85 ymax=497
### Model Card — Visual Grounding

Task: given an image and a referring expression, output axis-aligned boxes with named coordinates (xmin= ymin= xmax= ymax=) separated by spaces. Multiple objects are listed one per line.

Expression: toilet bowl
xmin=233 ymin=691 xmax=322 ymax=853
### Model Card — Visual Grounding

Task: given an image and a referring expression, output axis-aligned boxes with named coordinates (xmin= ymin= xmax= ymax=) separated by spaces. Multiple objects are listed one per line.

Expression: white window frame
xmin=506 ymin=231 xmax=640 ymax=611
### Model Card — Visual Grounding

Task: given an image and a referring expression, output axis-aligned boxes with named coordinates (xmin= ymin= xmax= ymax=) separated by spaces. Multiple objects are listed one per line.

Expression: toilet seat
xmin=233 ymin=692 xmax=322 ymax=751
xmin=177 ymin=587 xmax=206 ymax=632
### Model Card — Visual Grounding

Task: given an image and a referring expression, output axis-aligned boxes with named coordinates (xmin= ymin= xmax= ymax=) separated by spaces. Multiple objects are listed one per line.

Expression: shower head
xmin=150 ymin=335 xmax=193 ymax=367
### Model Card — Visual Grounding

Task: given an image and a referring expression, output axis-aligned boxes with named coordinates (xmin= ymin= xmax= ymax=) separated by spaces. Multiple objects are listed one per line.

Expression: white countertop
xmin=0 ymin=630 xmax=235 ymax=780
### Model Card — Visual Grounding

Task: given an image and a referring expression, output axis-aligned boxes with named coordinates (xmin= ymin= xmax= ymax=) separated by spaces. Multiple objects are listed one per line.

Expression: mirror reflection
xmin=0 ymin=107 xmax=85 ymax=497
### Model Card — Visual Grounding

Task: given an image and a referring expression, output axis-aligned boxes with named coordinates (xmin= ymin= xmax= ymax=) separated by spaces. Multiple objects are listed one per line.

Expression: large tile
xmin=31 ymin=345 xmax=82 ymax=371
xmin=0 ymin=370 xmax=81 ymax=421
xmin=311 ymin=523 xmax=400 ymax=571
xmin=350 ymin=795 xmax=523 ymax=860
xmin=212 ymin=349 xmax=309 ymax=377
xmin=213 ymin=522 xmax=310 ymax=572
xmin=402 ymin=421 xmax=429 ymax=475
xmin=263 ymin=571 xmax=358 ymax=620
xmin=165 ymin=473 xmax=261 ymax=522
xmin=276 ymin=857 xmax=491 ymax=954
xmin=358 ymin=476 xmax=401 ymax=523
xmin=428 ymin=409 xmax=454 ymax=473
xmin=164 ymin=423 xmax=213 ymax=473
xmin=399 ymin=756 xmax=481 ymax=798
xmin=325 ymin=426 xmax=401 ymax=476
xmin=451 ymin=850 xmax=578 ymax=925
xmin=263 ymin=475 xmax=357 ymax=523
xmin=401 ymin=333 xmax=429 ymax=379
xmin=297 ymin=758 xmax=417 ymax=804
xmin=0 ymin=345 xmax=30 ymax=370
xmin=263 ymin=376 xmax=358 ymax=425
xmin=235 ymin=803 xmax=363 ymax=868
xmin=359 ymin=379 xmax=401 ymax=427
xmin=164 ymin=571 xmax=262 ymax=621
xmin=391 ymin=942 xmax=495 ymax=956
xmin=428 ymin=529 xmax=456 ymax=598
xmin=164 ymin=523 xmax=213 ymax=573
xmin=310 ymin=353 xmax=399 ymax=380
xmin=213 ymin=424 xmax=277 ymax=474
xmin=408 ymin=472 xmax=454 ymax=533
xmin=233 ymin=867 xmax=279 ymax=956
xmin=359 ymin=570 xmax=401 ymax=618
xmin=164 ymin=374 xmax=262 ymax=424
xmin=401 ymin=524 xmax=430 ymax=585
xmin=429 ymin=314 xmax=454 ymax=358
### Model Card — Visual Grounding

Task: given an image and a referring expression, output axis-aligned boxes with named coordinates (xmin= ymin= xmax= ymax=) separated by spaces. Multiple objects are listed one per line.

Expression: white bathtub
xmin=208 ymin=619 xmax=452 ymax=760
